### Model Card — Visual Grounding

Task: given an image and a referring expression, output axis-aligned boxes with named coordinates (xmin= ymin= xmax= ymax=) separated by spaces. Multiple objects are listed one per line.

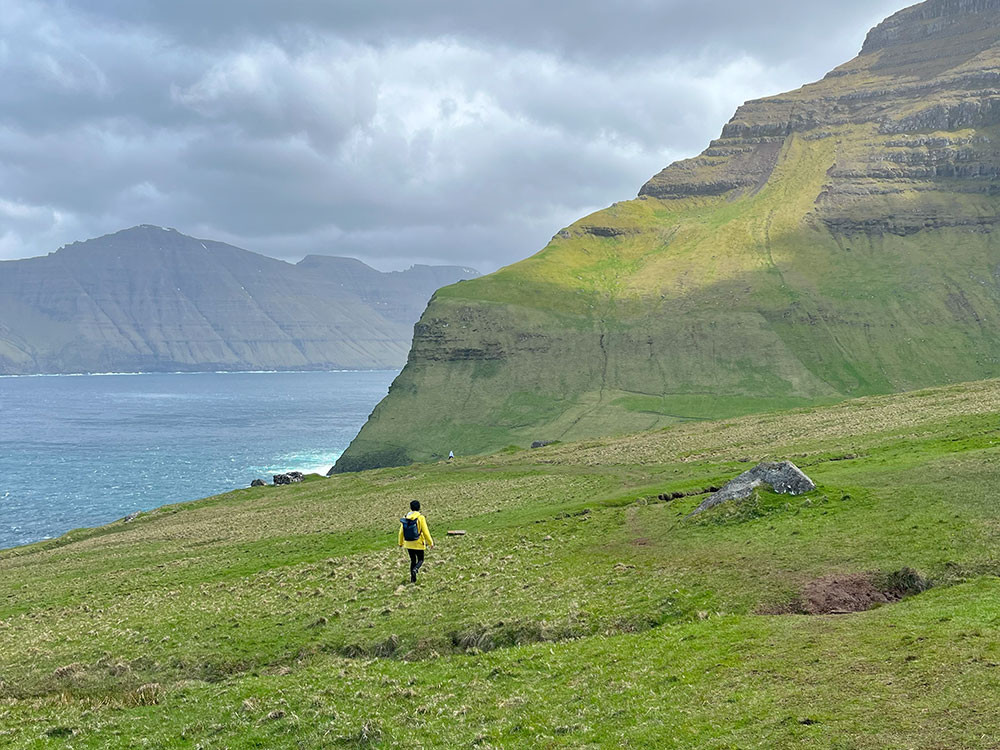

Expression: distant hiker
xmin=399 ymin=500 xmax=434 ymax=583
xmin=448 ymin=450 xmax=454 ymax=461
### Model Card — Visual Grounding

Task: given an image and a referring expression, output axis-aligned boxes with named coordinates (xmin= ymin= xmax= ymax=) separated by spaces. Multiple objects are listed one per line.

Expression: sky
xmin=1 ymin=0 xmax=910 ymax=272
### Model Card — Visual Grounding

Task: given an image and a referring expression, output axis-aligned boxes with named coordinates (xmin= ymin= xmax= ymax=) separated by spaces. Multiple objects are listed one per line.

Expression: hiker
xmin=398 ymin=499 xmax=434 ymax=583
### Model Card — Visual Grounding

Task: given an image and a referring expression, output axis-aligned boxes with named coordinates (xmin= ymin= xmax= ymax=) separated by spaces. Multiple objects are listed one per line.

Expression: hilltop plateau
xmin=336 ymin=0 xmax=1000 ymax=472
xmin=0 ymin=225 xmax=478 ymax=374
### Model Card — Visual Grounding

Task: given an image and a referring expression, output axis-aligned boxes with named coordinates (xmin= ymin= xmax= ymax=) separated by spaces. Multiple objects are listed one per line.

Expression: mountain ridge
xmin=335 ymin=0 xmax=1000 ymax=472
xmin=0 ymin=225 xmax=478 ymax=374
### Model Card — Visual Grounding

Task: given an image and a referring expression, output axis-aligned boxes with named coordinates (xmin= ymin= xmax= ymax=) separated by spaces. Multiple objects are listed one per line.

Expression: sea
xmin=0 ymin=370 xmax=398 ymax=550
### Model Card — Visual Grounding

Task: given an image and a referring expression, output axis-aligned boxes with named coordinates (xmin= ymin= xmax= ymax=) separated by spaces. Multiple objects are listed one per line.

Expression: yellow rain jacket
xmin=398 ymin=511 xmax=434 ymax=550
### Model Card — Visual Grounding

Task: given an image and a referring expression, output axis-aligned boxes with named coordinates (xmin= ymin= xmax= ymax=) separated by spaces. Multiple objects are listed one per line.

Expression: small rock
xmin=543 ymin=535 xmax=553 ymax=541
xmin=250 ymin=479 xmax=267 ymax=487
xmin=122 ymin=511 xmax=141 ymax=523
xmin=531 ymin=440 xmax=554 ymax=449
xmin=273 ymin=471 xmax=304 ymax=485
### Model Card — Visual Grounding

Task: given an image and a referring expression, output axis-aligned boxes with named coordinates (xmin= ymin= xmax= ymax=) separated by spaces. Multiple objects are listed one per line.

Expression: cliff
xmin=335 ymin=0 xmax=1000 ymax=471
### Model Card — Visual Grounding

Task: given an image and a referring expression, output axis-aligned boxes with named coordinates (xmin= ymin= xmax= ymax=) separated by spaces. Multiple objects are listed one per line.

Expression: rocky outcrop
xmin=0 ymin=226 xmax=478 ymax=374
xmin=861 ymin=0 xmax=1000 ymax=55
xmin=691 ymin=462 xmax=816 ymax=515
xmin=273 ymin=472 xmax=304 ymax=485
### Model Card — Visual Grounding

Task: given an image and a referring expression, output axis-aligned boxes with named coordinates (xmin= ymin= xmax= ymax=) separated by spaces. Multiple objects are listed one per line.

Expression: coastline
xmin=0 ymin=370 xmax=397 ymax=551
xmin=0 ymin=368 xmax=399 ymax=378
xmin=0 ymin=463 xmax=339 ymax=554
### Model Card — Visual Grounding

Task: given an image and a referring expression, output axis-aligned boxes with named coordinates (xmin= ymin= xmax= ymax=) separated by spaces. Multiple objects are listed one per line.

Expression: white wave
xmin=254 ymin=451 xmax=344 ymax=477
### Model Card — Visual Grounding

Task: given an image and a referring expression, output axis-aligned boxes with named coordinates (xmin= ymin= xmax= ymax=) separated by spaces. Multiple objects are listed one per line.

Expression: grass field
xmin=5 ymin=379 xmax=1000 ymax=747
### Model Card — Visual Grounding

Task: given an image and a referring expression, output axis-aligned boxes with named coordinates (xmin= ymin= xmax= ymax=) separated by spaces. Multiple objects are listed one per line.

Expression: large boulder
xmin=691 ymin=461 xmax=815 ymax=515
xmin=273 ymin=471 xmax=304 ymax=485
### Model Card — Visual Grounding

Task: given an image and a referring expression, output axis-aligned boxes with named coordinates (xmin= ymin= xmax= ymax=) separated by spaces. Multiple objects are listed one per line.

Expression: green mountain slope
xmin=5 ymin=379 xmax=1000 ymax=746
xmin=0 ymin=225 xmax=478 ymax=374
xmin=335 ymin=0 xmax=1000 ymax=472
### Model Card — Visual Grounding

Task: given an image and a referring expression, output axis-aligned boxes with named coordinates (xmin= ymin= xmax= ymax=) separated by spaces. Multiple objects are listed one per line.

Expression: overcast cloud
xmin=1 ymin=0 xmax=908 ymax=271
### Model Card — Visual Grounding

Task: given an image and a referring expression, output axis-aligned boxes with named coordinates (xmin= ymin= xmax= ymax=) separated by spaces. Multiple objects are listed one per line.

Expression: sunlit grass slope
xmin=6 ymin=379 xmax=1000 ymax=746
xmin=341 ymin=129 xmax=1000 ymax=468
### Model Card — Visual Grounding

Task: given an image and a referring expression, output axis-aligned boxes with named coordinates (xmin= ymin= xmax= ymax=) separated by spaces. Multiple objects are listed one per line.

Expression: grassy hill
xmin=5 ymin=379 xmax=1000 ymax=746
xmin=335 ymin=0 xmax=1000 ymax=472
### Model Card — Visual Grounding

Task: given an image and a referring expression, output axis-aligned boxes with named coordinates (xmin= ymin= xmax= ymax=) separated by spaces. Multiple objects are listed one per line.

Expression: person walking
xmin=398 ymin=500 xmax=434 ymax=583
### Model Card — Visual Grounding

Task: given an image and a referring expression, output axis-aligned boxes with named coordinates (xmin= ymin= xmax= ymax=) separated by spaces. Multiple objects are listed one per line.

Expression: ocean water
xmin=0 ymin=370 xmax=398 ymax=550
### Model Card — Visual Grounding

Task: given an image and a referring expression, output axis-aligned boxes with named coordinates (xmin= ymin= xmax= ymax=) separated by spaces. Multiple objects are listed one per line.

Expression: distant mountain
xmin=335 ymin=0 xmax=1000 ymax=472
xmin=0 ymin=225 xmax=478 ymax=374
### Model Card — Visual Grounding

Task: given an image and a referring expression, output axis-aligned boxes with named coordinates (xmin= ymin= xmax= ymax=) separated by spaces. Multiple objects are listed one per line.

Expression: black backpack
xmin=400 ymin=515 xmax=420 ymax=542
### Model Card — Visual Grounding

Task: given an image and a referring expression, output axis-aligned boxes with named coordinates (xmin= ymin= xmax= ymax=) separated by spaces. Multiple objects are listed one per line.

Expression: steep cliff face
xmin=0 ymin=226 xmax=478 ymax=373
xmin=335 ymin=0 xmax=1000 ymax=472
xmin=641 ymin=0 xmax=1000 ymax=234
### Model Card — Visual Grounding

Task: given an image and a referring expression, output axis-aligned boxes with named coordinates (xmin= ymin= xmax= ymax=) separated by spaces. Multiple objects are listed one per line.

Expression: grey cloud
xmin=0 ymin=0 xmax=913 ymax=271
xmin=70 ymin=0 xmax=906 ymax=66
xmin=172 ymin=40 xmax=381 ymax=151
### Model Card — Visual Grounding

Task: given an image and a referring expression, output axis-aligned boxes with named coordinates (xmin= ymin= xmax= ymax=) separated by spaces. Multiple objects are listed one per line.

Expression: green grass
xmin=6 ymin=380 xmax=1000 ymax=746
xmin=611 ymin=393 xmax=840 ymax=420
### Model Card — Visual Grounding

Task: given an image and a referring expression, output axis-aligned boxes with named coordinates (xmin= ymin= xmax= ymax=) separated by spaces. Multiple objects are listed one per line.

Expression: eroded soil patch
xmin=761 ymin=567 xmax=929 ymax=615
xmin=800 ymin=574 xmax=894 ymax=614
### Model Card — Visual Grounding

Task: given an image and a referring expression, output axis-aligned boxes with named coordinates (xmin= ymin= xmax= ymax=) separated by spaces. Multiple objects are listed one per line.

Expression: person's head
xmin=410 ymin=500 xmax=420 ymax=512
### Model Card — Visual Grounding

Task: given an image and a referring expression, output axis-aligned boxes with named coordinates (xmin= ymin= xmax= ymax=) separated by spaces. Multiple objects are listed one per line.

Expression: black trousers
xmin=407 ymin=548 xmax=425 ymax=582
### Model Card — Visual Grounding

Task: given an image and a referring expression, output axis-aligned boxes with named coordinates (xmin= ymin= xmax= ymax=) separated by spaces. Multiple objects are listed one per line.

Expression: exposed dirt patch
xmin=800 ymin=574 xmax=892 ymax=614
xmin=760 ymin=567 xmax=929 ymax=615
